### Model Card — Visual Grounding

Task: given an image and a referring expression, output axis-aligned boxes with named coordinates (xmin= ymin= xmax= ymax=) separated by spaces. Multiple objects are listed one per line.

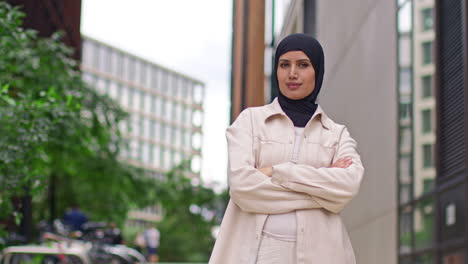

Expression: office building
xmin=81 ymin=36 xmax=205 ymax=221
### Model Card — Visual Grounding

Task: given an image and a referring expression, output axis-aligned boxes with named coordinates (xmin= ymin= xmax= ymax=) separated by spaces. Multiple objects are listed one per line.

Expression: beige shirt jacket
xmin=209 ymin=98 xmax=365 ymax=264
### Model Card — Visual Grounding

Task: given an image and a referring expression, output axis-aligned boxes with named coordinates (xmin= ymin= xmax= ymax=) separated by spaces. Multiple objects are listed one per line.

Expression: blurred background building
xmin=81 ymin=36 xmax=205 ymax=223
xmin=232 ymin=0 xmax=468 ymax=263
xmin=6 ymin=0 xmax=206 ymax=226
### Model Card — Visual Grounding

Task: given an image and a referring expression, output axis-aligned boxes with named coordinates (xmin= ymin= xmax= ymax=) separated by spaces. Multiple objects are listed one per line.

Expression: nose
xmin=288 ymin=66 xmax=298 ymax=79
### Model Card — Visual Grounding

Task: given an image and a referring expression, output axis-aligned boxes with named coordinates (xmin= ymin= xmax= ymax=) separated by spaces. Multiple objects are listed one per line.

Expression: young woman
xmin=209 ymin=33 xmax=365 ymax=264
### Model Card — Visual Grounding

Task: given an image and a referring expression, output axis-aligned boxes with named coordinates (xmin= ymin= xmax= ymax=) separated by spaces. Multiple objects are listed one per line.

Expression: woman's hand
xmin=328 ymin=157 xmax=353 ymax=168
xmin=258 ymin=166 xmax=273 ymax=177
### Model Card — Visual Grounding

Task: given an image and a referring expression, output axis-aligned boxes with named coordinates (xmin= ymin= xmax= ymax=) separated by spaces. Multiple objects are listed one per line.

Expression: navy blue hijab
xmin=274 ymin=33 xmax=325 ymax=127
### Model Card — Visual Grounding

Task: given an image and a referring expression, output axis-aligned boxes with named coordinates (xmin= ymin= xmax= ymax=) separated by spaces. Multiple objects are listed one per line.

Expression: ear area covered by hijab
xmin=274 ymin=33 xmax=325 ymax=127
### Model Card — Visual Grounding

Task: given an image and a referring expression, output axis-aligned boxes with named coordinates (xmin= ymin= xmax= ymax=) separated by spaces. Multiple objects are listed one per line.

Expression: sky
xmin=81 ymin=0 xmax=232 ymax=189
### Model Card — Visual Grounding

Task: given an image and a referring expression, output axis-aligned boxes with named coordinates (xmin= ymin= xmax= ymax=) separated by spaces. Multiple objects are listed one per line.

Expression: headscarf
xmin=274 ymin=33 xmax=325 ymax=127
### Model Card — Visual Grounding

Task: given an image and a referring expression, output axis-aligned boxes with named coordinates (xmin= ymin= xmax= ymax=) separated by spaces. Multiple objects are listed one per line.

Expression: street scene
xmin=1 ymin=0 xmax=467 ymax=264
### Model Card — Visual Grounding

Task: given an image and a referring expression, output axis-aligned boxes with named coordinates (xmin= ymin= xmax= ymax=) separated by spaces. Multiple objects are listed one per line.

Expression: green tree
xmin=150 ymin=162 xmax=229 ymax=262
xmin=0 ymin=2 xmax=157 ymax=239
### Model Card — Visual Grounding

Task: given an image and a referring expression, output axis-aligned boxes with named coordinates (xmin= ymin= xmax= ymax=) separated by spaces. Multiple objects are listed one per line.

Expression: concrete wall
xmin=315 ymin=1 xmax=398 ymax=263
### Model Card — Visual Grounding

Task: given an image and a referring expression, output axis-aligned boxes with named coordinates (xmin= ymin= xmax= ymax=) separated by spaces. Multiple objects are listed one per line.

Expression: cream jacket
xmin=209 ymin=98 xmax=365 ymax=264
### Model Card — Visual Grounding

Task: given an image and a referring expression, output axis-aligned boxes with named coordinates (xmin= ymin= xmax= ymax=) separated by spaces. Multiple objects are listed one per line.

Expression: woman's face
xmin=277 ymin=50 xmax=316 ymax=100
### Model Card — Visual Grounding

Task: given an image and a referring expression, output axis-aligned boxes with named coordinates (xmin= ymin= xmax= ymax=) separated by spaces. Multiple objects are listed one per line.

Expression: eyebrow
xmin=279 ymin=58 xmax=311 ymax=63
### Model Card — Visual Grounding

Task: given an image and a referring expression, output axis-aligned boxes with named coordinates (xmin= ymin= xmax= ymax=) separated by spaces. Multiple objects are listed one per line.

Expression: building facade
xmin=273 ymin=0 xmax=468 ymax=263
xmin=81 ymin=36 xmax=205 ymax=221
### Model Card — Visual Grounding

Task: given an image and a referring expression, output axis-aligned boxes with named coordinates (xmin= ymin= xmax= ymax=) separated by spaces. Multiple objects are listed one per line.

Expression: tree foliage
xmin=0 ymin=4 xmax=230 ymax=261
xmin=0 ymin=2 xmax=157 ymax=231
xmin=150 ymin=162 xmax=229 ymax=262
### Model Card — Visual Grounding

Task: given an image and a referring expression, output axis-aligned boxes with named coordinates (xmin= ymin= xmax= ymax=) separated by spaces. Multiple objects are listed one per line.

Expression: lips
xmin=286 ymin=83 xmax=302 ymax=90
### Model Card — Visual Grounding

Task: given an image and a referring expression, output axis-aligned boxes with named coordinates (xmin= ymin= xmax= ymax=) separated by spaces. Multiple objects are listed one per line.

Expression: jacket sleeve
xmin=271 ymin=126 xmax=365 ymax=213
xmin=227 ymin=108 xmax=323 ymax=214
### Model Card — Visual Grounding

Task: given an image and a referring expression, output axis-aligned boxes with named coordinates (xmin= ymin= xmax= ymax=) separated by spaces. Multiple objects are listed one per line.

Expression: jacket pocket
xmin=256 ymin=138 xmax=290 ymax=168
xmin=303 ymin=142 xmax=337 ymax=168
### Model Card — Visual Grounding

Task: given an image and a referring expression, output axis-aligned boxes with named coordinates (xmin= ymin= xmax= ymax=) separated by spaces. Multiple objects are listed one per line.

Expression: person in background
xmin=143 ymin=223 xmax=160 ymax=263
xmin=62 ymin=204 xmax=88 ymax=231
xmin=134 ymin=230 xmax=146 ymax=253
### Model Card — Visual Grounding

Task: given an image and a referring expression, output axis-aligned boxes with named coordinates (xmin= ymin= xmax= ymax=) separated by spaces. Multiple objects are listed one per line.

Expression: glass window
xmin=180 ymin=79 xmax=187 ymax=98
xmin=398 ymin=1 xmax=412 ymax=33
xmin=164 ymin=149 xmax=171 ymax=170
xmin=133 ymin=91 xmax=141 ymax=111
xmin=120 ymin=86 xmax=128 ymax=108
xmin=399 ymin=155 xmax=411 ymax=181
xmin=138 ymin=61 xmax=145 ymax=85
xmin=400 ymin=183 xmax=411 ymax=205
xmin=422 ymin=75 xmax=433 ymax=98
xmin=399 ymin=102 xmax=411 ymax=120
xmin=151 ymin=67 xmax=159 ymax=91
xmin=95 ymin=78 xmax=105 ymax=94
xmin=144 ymin=94 xmax=151 ymax=114
xmin=109 ymin=51 xmax=118 ymax=76
xmin=185 ymin=108 xmax=192 ymax=124
xmin=400 ymin=127 xmax=412 ymax=151
xmin=422 ymin=109 xmax=432 ymax=134
xmin=128 ymin=58 xmax=136 ymax=82
xmin=423 ymin=144 xmax=433 ymax=168
xmin=185 ymin=131 xmax=192 ymax=149
xmin=160 ymin=124 xmax=166 ymax=141
xmin=122 ymin=56 xmax=130 ymax=81
xmin=144 ymin=64 xmax=152 ymax=88
xmin=154 ymin=122 xmax=160 ymax=141
xmin=422 ymin=8 xmax=434 ymax=31
xmin=82 ymin=40 xmax=94 ymax=65
xmin=191 ymin=155 xmax=201 ymax=173
xmin=131 ymin=115 xmax=139 ymax=135
xmin=165 ymin=101 xmax=172 ymax=120
xmin=116 ymin=52 xmax=124 ymax=77
xmin=165 ymin=125 xmax=171 ymax=142
xmin=127 ymin=88 xmax=134 ymax=109
xmin=399 ymin=206 xmax=413 ymax=254
xmin=399 ymin=35 xmax=412 ymax=66
xmin=193 ymin=84 xmax=204 ymax=104
xmin=130 ymin=139 xmax=139 ymax=160
xmin=174 ymin=152 xmax=181 ymax=166
xmin=138 ymin=141 xmax=144 ymax=162
xmin=180 ymin=128 xmax=186 ymax=148
xmin=153 ymin=145 xmax=160 ymax=167
xmin=414 ymin=253 xmax=435 ymax=264
xmin=109 ymin=82 xmax=118 ymax=100
xmin=161 ymin=71 xmax=168 ymax=95
xmin=192 ymin=110 xmax=203 ymax=127
xmin=143 ymin=118 xmax=150 ymax=139
xmin=399 ymin=68 xmax=411 ymax=94
xmin=173 ymin=128 xmax=180 ymax=147
xmin=92 ymin=43 xmax=100 ymax=69
xmin=414 ymin=198 xmax=434 ymax=249
xmin=422 ymin=42 xmax=433 ymax=65
xmin=192 ymin=133 xmax=202 ymax=150
xmin=154 ymin=97 xmax=161 ymax=117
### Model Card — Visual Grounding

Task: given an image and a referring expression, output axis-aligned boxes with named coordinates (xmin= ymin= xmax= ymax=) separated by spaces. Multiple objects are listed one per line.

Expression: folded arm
xmin=227 ymin=108 xmax=323 ymax=214
xmin=271 ymin=126 xmax=365 ymax=213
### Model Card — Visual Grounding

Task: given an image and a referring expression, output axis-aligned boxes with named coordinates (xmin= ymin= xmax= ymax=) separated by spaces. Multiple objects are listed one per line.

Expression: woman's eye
xmin=280 ymin=63 xmax=289 ymax=68
xmin=299 ymin=63 xmax=309 ymax=68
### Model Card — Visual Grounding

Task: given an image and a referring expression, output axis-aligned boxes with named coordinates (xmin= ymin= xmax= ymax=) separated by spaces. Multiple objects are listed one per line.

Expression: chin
xmin=283 ymin=93 xmax=307 ymax=100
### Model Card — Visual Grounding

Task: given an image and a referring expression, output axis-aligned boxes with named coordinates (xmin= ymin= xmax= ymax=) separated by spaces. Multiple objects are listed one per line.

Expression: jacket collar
xmin=264 ymin=97 xmax=331 ymax=130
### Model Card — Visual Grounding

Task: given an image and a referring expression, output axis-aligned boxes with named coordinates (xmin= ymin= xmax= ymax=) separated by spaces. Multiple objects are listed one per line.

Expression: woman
xmin=209 ymin=33 xmax=364 ymax=264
